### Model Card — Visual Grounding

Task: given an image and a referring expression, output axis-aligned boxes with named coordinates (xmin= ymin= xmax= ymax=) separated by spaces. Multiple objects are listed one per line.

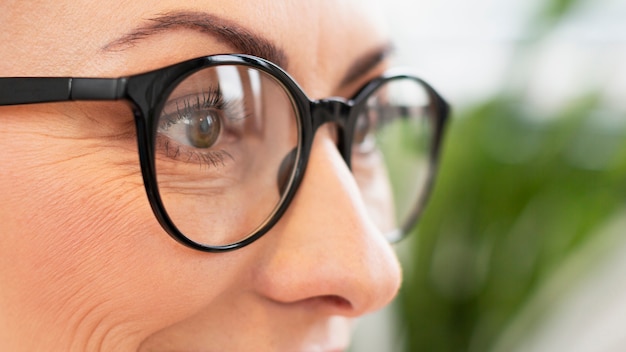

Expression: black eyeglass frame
xmin=0 ymin=54 xmax=449 ymax=252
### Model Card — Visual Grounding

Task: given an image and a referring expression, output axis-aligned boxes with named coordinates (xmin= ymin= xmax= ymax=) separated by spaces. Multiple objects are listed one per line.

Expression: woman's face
xmin=0 ymin=0 xmax=401 ymax=350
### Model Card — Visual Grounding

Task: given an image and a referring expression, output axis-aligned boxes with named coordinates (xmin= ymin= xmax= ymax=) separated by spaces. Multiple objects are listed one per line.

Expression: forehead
xmin=0 ymin=0 xmax=389 ymax=82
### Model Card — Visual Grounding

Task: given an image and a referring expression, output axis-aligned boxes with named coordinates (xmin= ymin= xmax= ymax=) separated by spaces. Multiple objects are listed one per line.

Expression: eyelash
xmin=160 ymin=89 xmax=226 ymax=128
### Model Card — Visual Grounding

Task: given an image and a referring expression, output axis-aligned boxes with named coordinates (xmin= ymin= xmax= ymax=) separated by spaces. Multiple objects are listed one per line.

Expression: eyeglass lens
xmin=352 ymin=79 xmax=434 ymax=241
xmin=154 ymin=64 xmax=435 ymax=247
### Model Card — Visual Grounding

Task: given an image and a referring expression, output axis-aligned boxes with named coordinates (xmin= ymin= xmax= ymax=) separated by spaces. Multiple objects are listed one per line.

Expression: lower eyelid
xmin=154 ymin=134 xmax=235 ymax=169
xmin=190 ymin=149 xmax=234 ymax=169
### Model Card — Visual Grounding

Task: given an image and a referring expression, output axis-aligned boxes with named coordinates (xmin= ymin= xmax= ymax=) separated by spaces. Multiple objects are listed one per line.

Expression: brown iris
xmin=186 ymin=110 xmax=222 ymax=148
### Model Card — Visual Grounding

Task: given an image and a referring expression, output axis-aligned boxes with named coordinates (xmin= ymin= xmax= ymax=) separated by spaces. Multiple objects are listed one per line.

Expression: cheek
xmin=0 ymin=134 xmax=236 ymax=344
xmin=0 ymin=135 xmax=146 ymax=252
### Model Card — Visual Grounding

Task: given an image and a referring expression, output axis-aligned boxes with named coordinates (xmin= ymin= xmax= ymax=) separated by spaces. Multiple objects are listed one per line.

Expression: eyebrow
xmin=104 ymin=10 xmax=392 ymax=88
xmin=103 ymin=11 xmax=288 ymax=69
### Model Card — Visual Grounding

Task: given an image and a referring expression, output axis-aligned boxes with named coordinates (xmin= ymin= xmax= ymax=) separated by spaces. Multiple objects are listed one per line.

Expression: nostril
xmin=320 ymin=295 xmax=352 ymax=310
xmin=292 ymin=295 xmax=353 ymax=311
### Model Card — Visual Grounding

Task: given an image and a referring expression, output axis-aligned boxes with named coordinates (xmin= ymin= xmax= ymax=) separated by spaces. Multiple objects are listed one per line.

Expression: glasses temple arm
xmin=0 ymin=77 xmax=126 ymax=106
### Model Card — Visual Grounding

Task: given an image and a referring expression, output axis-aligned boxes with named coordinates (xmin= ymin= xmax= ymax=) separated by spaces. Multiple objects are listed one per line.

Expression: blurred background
xmin=351 ymin=0 xmax=626 ymax=351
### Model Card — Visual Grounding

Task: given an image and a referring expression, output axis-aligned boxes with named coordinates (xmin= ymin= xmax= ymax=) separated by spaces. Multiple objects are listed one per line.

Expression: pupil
xmin=187 ymin=110 xmax=221 ymax=148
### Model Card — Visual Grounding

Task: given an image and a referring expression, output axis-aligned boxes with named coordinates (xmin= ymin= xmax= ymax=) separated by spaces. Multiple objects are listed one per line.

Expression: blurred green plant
xmin=394 ymin=1 xmax=626 ymax=350
xmin=397 ymin=93 xmax=626 ymax=351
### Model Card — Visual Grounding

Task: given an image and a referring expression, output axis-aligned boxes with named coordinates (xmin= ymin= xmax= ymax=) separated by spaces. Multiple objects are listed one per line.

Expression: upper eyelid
xmin=159 ymin=92 xmax=250 ymax=132
xmin=160 ymin=90 xmax=224 ymax=115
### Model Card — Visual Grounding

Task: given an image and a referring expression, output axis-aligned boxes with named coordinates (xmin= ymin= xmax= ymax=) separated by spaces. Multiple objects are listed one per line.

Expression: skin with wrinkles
xmin=0 ymin=0 xmax=401 ymax=351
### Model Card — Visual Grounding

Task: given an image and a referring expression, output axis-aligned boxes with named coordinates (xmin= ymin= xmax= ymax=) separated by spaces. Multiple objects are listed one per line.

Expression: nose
xmin=252 ymin=125 xmax=402 ymax=316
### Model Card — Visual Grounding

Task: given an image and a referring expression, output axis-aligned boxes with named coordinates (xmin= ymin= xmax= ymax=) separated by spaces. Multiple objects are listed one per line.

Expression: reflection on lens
xmin=154 ymin=65 xmax=300 ymax=246
xmin=351 ymin=78 xmax=434 ymax=238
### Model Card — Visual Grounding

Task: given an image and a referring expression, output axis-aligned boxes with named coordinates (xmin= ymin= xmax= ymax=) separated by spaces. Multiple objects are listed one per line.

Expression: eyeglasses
xmin=0 ymin=54 xmax=449 ymax=252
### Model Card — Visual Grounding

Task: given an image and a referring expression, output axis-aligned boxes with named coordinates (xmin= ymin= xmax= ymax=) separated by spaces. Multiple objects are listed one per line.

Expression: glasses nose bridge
xmin=309 ymin=97 xmax=354 ymax=168
xmin=310 ymin=97 xmax=351 ymax=132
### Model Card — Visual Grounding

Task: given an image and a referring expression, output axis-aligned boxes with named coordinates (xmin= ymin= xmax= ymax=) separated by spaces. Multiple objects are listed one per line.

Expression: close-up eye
xmin=155 ymin=83 xmax=253 ymax=168
xmin=159 ymin=88 xmax=230 ymax=149
xmin=161 ymin=97 xmax=225 ymax=150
